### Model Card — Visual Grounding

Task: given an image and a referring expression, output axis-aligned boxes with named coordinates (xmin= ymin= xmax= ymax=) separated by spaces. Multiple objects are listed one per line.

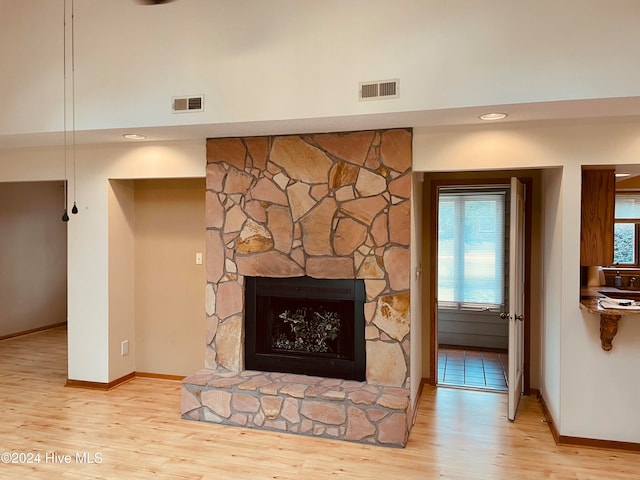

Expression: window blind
xmin=438 ymin=190 xmax=506 ymax=308
xmin=615 ymin=193 xmax=640 ymax=220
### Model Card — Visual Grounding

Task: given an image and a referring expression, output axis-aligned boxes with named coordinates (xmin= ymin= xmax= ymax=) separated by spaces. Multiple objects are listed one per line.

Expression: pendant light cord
xmin=62 ymin=0 xmax=69 ymax=222
xmin=71 ymin=0 xmax=78 ymax=214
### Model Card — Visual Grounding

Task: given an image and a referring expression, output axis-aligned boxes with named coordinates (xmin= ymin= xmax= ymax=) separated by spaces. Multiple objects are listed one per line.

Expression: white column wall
xmin=539 ymin=167 xmax=563 ymax=430
xmin=108 ymin=180 xmax=136 ymax=381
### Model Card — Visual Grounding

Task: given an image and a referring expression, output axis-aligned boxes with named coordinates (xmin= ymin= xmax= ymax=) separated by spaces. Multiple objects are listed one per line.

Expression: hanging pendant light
xmin=62 ymin=0 xmax=79 ymax=222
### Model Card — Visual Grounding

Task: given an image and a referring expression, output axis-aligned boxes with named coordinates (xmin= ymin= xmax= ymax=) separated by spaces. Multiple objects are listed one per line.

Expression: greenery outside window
xmin=613 ymin=193 xmax=640 ymax=265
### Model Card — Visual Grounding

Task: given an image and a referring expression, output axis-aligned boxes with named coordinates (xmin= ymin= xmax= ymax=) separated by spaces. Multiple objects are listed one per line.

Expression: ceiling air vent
xmin=172 ymin=95 xmax=204 ymax=113
xmin=358 ymin=79 xmax=399 ymax=101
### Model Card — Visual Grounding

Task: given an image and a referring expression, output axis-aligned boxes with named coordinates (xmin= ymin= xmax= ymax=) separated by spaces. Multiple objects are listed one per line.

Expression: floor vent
xmin=172 ymin=95 xmax=204 ymax=112
xmin=358 ymin=79 xmax=399 ymax=101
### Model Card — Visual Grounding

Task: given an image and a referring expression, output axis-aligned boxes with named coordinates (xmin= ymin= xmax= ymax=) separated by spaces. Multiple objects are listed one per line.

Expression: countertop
xmin=580 ymin=286 xmax=640 ymax=315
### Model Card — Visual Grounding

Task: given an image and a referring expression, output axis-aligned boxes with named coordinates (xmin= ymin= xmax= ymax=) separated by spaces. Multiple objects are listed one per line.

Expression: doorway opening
xmin=436 ymin=186 xmax=509 ymax=392
xmin=428 ymin=174 xmax=533 ymax=405
xmin=0 ymin=181 xmax=68 ymax=342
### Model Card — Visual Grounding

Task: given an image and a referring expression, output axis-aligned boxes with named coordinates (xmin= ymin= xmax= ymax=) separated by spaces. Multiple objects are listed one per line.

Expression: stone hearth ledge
xmin=181 ymin=369 xmax=411 ymax=447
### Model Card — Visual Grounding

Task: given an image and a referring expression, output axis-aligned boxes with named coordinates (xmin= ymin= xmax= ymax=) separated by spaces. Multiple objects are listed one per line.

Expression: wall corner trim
xmin=539 ymin=392 xmax=640 ymax=452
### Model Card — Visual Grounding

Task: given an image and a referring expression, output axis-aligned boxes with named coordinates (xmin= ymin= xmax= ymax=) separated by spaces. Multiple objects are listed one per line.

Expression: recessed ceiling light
xmin=123 ymin=133 xmax=147 ymax=140
xmin=479 ymin=112 xmax=508 ymax=121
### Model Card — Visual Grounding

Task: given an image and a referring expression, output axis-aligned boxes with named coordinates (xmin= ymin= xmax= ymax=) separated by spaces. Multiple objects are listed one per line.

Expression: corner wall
xmin=108 ymin=180 xmax=136 ymax=380
xmin=540 ymin=167 xmax=563 ymax=429
xmin=409 ymin=173 xmax=423 ymax=410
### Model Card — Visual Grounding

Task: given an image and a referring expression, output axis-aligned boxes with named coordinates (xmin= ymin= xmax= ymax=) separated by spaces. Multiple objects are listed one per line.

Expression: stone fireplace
xmin=182 ymin=129 xmax=413 ymax=447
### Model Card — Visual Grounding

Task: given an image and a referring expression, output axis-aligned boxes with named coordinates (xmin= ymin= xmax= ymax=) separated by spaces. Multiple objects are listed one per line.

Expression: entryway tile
xmin=437 ymin=347 xmax=508 ymax=392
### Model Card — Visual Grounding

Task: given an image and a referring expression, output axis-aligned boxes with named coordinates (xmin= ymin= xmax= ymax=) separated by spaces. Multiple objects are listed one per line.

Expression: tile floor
xmin=438 ymin=347 xmax=508 ymax=392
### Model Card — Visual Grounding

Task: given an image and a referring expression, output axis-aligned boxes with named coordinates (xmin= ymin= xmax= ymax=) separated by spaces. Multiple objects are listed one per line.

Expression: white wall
xmin=2 ymin=0 xmax=640 ymax=138
xmin=437 ymin=310 xmax=508 ymax=350
xmin=108 ymin=180 xmax=136 ymax=381
xmin=414 ymin=119 xmax=640 ymax=443
xmin=134 ymin=178 xmax=206 ymax=377
xmin=540 ymin=167 xmax=563 ymax=431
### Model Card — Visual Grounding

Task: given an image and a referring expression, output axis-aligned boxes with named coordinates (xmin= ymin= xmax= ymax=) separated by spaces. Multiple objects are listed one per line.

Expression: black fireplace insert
xmin=244 ymin=276 xmax=366 ymax=381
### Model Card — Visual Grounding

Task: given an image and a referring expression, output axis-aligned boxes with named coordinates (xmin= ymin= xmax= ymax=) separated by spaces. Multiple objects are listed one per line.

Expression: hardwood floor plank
xmin=1 ymin=326 xmax=638 ymax=479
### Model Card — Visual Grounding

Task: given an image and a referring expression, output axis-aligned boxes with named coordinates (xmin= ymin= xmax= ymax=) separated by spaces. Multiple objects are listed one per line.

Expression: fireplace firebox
xmin=244 ymin=276 xmax=366 ymax=381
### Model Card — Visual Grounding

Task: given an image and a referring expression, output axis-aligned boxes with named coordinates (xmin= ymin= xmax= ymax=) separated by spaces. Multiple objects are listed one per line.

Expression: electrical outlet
xmin=195 ymin=252 xmax=203 ymax=265
xmin=121 ymin=340 xmax=129 ymax=356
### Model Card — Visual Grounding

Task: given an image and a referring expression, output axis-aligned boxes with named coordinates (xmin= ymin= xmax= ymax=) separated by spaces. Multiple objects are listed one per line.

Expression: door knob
xmin=515 ymin=314 xmax=524 ymax=321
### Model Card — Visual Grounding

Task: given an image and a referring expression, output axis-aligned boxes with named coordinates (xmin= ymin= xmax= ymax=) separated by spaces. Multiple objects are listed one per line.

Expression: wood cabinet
xmin=580 ymin=169 xmax=615 ymax=266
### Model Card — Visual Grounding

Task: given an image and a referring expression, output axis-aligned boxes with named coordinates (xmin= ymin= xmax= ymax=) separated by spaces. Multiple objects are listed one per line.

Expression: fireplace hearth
xmin=245 ymin=276 xmax=366 ymax=381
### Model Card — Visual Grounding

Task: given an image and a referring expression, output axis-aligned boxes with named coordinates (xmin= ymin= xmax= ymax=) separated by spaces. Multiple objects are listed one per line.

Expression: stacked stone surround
xmin=182 ymin=129 xmax=413 ymax=446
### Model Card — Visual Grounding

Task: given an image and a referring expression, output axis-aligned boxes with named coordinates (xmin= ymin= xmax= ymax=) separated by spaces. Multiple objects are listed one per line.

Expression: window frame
xmin=613 ymin=221 xmax=640 ymax=266
xmin=613 ymin=192 xmax=640 ymax=266
xmin=437 ymin=186 xmax=509 ymax=312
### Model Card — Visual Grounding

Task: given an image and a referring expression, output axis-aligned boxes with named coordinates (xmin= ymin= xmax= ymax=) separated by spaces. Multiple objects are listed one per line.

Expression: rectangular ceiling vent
xmin=358 ymin=79 xmax=399 ymax=101
xmin=172 ymin=95 xmax=204 ymax=113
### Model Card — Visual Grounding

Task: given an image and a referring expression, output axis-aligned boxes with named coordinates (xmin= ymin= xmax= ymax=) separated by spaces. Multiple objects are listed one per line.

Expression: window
xmin=438 ymin=188 xmax=507 ymax=309
xmin=613 ymin=193 xmax=640 ymax=265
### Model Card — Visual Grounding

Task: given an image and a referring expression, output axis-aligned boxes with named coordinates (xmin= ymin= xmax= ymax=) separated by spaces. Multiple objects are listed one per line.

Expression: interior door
xmin=508 ymin=177 xmax=526 ymax=421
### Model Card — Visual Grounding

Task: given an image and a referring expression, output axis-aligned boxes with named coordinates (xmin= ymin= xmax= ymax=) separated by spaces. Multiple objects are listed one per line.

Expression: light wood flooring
xmin=1 ymin=326 xmax=638 ymax=479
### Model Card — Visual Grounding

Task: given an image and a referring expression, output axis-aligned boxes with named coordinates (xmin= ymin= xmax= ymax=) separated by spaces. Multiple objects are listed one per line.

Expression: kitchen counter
xmin=580 ymin=286 xmax=640 ymax=351
xmin=580 ymin=286 xmax=640 ymax=314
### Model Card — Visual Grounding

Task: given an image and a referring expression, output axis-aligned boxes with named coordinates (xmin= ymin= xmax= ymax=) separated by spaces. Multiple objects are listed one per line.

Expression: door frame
xmin=428 ymin=175 xmax=533 ymax=395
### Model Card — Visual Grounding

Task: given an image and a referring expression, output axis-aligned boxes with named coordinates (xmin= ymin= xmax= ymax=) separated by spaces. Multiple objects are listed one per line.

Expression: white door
xmin=508 ymin=177 xmax=526 ymax=421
